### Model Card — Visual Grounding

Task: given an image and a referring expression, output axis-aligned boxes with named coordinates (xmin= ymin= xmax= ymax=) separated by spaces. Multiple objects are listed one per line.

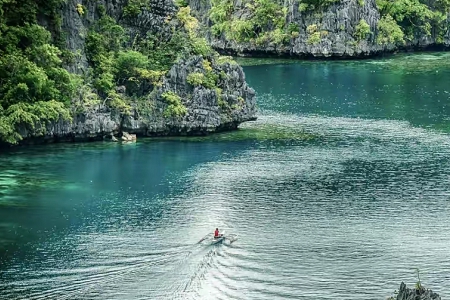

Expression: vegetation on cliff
xmin=0 ymin=0 xmax=75 ymax=144
xmin=375 ymin=0 xmax=449 ymax=45
xmin=205 ymin=0 xmax=449 ymax=49
xmin=209 ymin=0 xmax=294 ymax=45
xmin=0 ymin=0 xmax=239 ymax=145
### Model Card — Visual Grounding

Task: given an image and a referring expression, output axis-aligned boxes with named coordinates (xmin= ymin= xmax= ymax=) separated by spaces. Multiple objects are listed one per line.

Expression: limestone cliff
xmin=60 ymin=0 xmax=177 ymax=74
xmin=54 ymin=0 xmax=255 ymax=142
xmin=187 ymin=0 xmax=450 ymax=58
xmin=0 ymin=0 xmax=256 ymax=145
xmin=27 ymin=55 xmax=256 ymax=143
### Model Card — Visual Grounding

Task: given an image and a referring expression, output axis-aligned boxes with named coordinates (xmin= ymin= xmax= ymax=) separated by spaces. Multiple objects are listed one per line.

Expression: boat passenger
xmin=214 ymin=228 xmax=221 ymax=239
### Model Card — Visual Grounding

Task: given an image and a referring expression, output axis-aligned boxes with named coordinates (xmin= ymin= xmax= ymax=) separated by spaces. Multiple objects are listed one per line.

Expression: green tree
xmin=376 ymin=15 xmax=405 ymax=45
xmin=354 ymin=19 xmax=371 ymax=41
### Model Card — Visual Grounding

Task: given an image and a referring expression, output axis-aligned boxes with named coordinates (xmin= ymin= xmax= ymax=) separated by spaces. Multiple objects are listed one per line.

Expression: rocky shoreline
xmin=389 ymin=282 xmax=441 ymax=300
xmin=2 ymin=0 xmax=449 ymax=146
xmin=217 ymin=45 xmax=450 ymax=60
xmin=14 ymin=55 xmax=257 ymax=146
xmin=0 ymin=0 xmax=257 ymax=146
xmin=188 ymin=0 xmax=450 ymax=58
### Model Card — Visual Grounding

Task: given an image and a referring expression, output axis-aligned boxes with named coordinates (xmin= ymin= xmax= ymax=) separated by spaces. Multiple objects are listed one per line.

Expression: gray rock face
xmin=189 ymin=0 xmax=450 ymax=57
xmin=20 ymin=56 xmax=256 ymax=143
xmin=61 ymin=0 xmax=176 ymax=74
xmin=121 ymin=55 xmax=257 ymax=136
xmin=391 ymin=282 xmax=441 ymax=300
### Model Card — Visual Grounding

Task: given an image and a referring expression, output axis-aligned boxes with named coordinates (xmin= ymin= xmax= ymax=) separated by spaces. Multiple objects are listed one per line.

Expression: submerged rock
xmin=121 ymin=132 xmax=137 ymax=142
xmin=389 ymin=282 xmax=441 ymax=300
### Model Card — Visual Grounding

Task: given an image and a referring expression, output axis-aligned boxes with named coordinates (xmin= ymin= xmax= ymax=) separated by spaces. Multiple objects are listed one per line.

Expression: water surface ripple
xmin=1 ymin=54 xmax=450 ymax=299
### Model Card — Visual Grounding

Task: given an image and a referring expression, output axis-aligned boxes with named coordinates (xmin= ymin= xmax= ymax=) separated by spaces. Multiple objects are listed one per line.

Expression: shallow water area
xmin=1 ymin=53 xmax=450 ymax=299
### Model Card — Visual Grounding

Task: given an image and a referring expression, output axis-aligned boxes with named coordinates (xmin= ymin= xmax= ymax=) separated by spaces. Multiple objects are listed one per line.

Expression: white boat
xmin=211 ymin=231 xmax=225 ymax=244
xmin=198 ymin=231 xmax=237 ymax=245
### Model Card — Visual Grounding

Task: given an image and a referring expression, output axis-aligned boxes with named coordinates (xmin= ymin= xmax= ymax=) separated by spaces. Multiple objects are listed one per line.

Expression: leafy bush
xmin=298 ymin=3 xmax=309 ymax=12
xmin=186 ymin=67 xmax=218 ymax=89
xmin=256 ymin=28 xmax=290 ymax=45
xmin=288 ymin=23 xmax=300 ymax=34
xmin=376 ymin=0 xmax=449 ymax=40
xmin=72 ymin=82 xmax=101 ymax=113
xmin=252 ymin=0 xmax=286 ymax=29
xmin=306 ymin=24 xmax=318 ymax=34
xmin=162 ymin=91 xmax=187 ymax=118
xmin=175 ymin=0 xmax=189 ymax=7
xmin=177 ymin=7 xmax=213 ymax=56
xmin=85 ymin=16 xmax=127 ymax=95
xmin=202 ymin=60 xmax=213 ymax=72
xmin=209 ymin=0 xmax=290 ymax=45
xmin=354 ymin=19 xmax=371 ymax=41
xmin=177 ymin=6 xmax=199 ymax=34
xmin=216 ymin=55 xmax=238 ymax=65
xmin=185 ymin=60 xmax=219 ymax=92
xmin=307 ymin=31 xmax=321 ymax=44
xmin=0 ymin=101 xmax=71 ymax=144
xmin=229 ymin=19 xmax=256 ymax=41
xmin=86 ymin=16 xmax=172 ymax=96
xmin=136 ymin=69 xmax=165 ymax=84
xmin=76 ymin=4 xmax=85 ymax=15
xmin=190 ymin=37 xmax=213 ymax=56
xmin=376 ymin=15 xmax=404 ymax=45
xmin=107 ymin=91 xmax=131 ymax=115
xmin=114 ymin=50 xmax=165 ymax=94
xmin=187 ymin=72 xmax=205 ymax=86
xmin=123 ymin=0 xmax=148 ymax=18
xmin=115 ymin=51 xmax=149 ymax=81
xmin=140 ymin=32 xmax=186 ymax=71
xmin=97 ymin=4 xmax=106 ymax=17
xmin=203 ymin=71 xmax=219 ymax=89
xmin=306 ymin=24 xmax=322 ymax=45
xmin=0 ymin=3 xmax=78 ymax=144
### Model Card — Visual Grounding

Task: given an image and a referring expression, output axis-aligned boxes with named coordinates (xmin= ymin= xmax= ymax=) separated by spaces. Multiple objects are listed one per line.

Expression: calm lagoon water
xmin=1 ymin=53 xmax=450 ymax=299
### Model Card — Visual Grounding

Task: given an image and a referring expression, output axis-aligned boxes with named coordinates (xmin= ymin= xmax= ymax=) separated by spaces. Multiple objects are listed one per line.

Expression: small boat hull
xmin=211 ymin=231 xmax=225 ymax=244
xmin=211 ymin=236 xmax=225 ymax=244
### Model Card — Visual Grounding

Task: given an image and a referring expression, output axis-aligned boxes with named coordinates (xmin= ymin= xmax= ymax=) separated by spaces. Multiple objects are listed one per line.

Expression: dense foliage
xmin=162 ymin=91 xmax=187 ymax=117
xmin=209 ymin=0 xmax=296 ymax=45
xmin=208 ymin=0 xmax=449 ymax=47
xmin=0 ymin=0 xmax=219 ymax=144
xmin=376 ymin=0 xmax=450 ymax=45
xmin=354 ymin=19 xmax=371 ymax=42
xmin=0 ymin=0 xmax=77 ymax=144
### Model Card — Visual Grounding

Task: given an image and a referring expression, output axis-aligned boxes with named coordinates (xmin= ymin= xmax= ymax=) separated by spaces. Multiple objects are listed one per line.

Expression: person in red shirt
xmin=214 ymin=228 xmax=221 ymax=239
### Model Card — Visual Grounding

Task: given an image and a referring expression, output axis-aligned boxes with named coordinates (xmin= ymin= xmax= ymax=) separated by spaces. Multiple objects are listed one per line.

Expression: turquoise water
xmin=1 ymin=53 xmax=450 ymax=299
